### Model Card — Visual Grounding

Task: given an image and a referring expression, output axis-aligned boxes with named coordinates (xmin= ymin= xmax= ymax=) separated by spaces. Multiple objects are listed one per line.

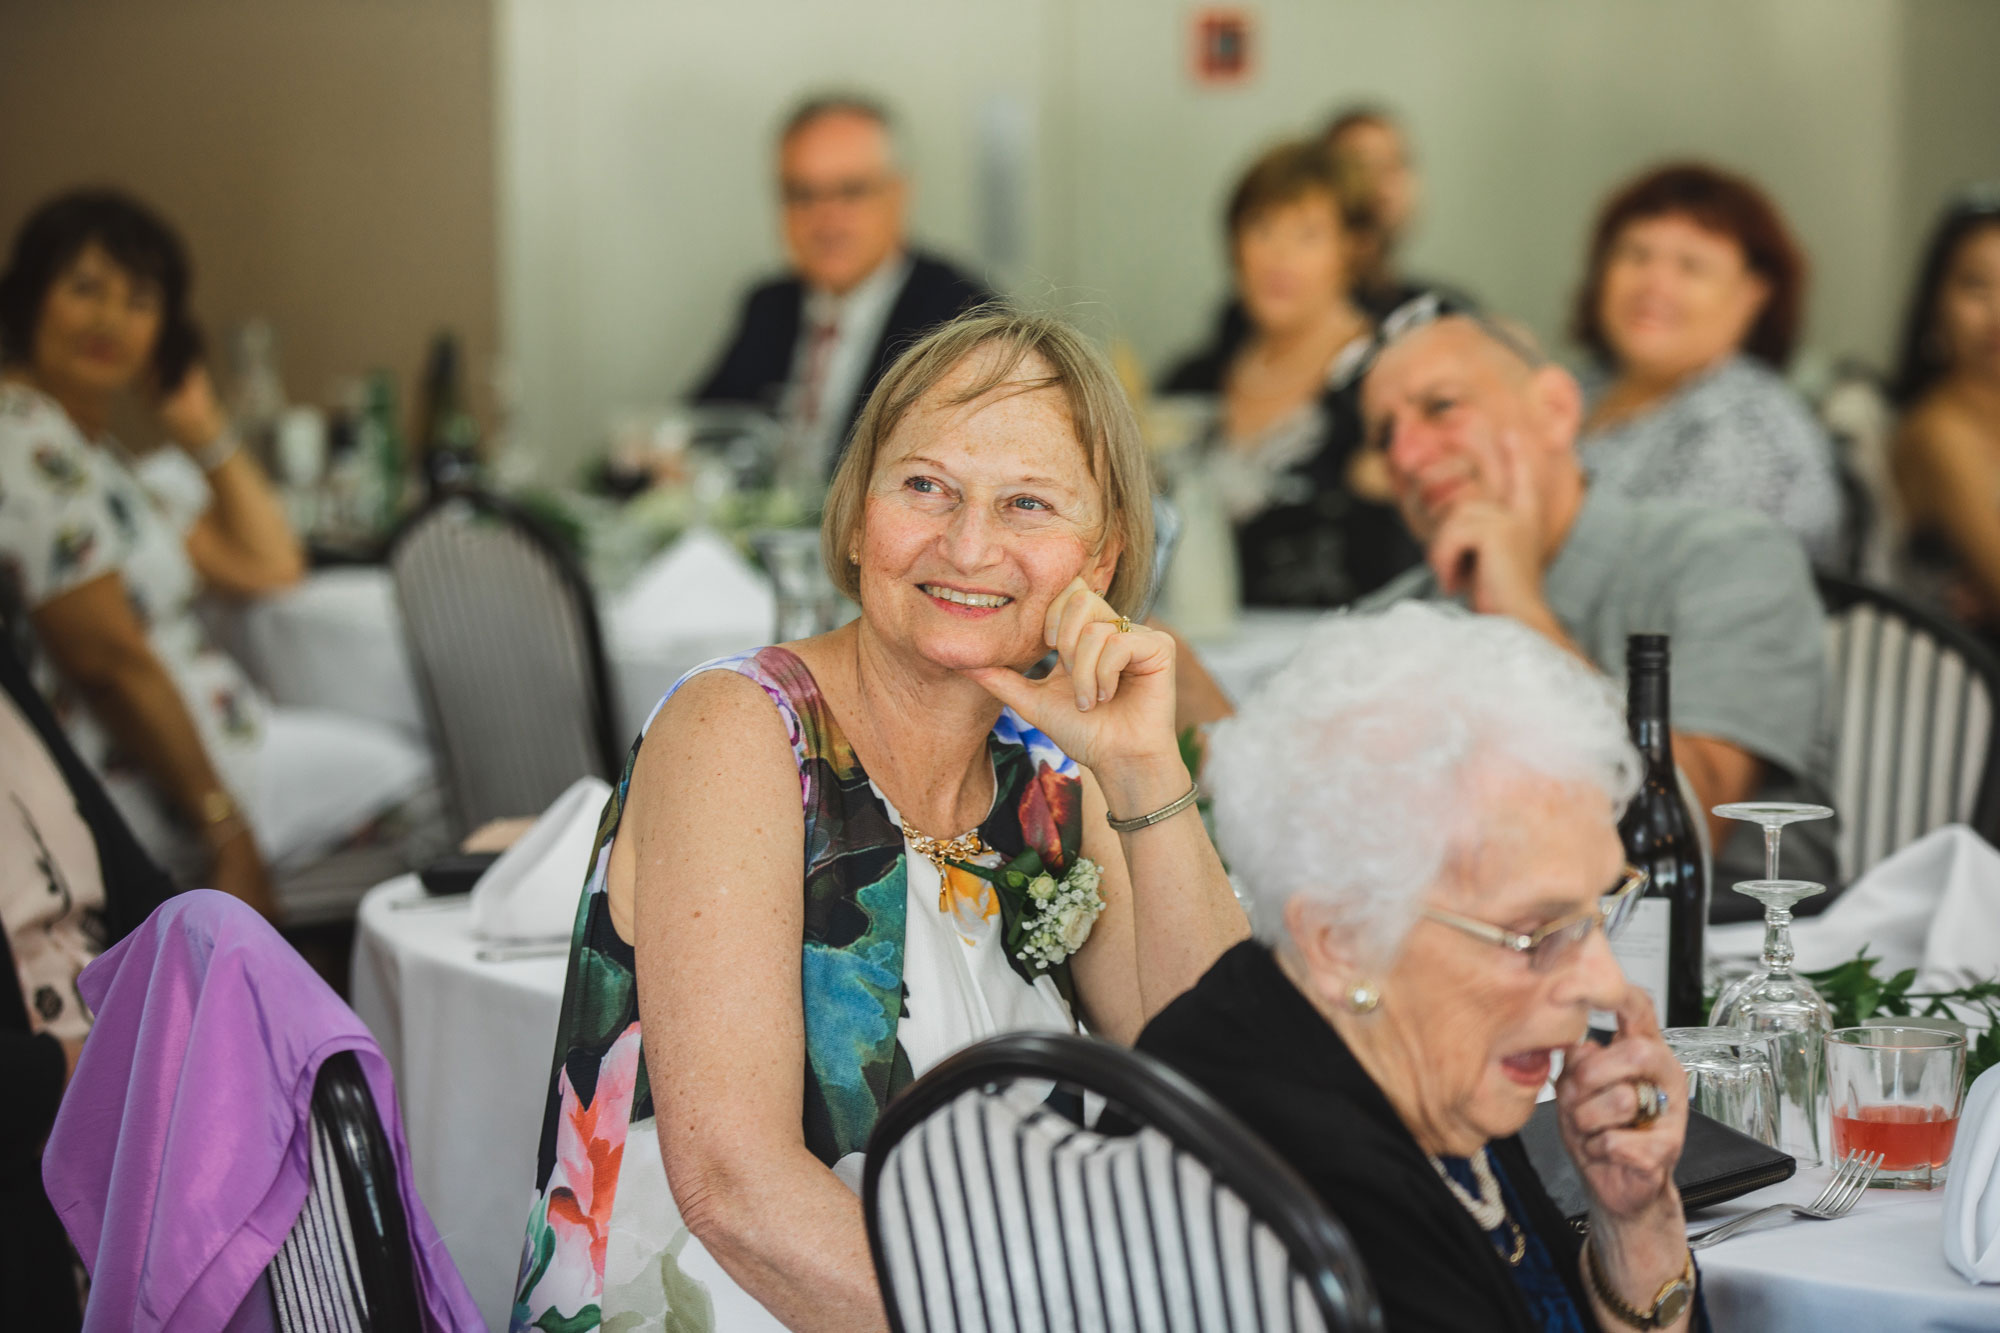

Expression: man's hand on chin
xmin=1425 ymin=500 xmax=1588 ymax=664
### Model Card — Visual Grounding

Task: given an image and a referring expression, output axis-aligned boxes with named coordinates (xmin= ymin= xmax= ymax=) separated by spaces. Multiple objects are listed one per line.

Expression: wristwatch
xmin=1583 ymin=1237 xmax=1695 ymax=1329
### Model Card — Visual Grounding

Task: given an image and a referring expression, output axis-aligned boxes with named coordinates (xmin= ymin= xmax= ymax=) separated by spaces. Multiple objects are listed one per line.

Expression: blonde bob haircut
xmin=820 ymin=307 xmax=1156 ymax=616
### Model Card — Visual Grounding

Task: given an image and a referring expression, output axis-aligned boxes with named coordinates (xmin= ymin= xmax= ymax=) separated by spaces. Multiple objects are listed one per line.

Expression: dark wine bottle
xmin=416 ymin=331 xmax=482 ymax=494
xmin=1615 ymin=634 xmax=1710 ymax=1029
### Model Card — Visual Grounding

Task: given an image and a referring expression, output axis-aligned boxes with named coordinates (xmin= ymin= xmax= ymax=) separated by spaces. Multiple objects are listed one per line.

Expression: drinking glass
xmin=1826 ymin=1026 xmax=1967 ymax=1188
xmin=1709 ymin=880 xmax=1832 ymax=1165
xmin=750 ymin=528 xmax=843 ymax=642
xmin=1711 ymin=802 xmax=1835 ymax=879
xmin=1663 ymin=1027 xmax=1780 ymax=1148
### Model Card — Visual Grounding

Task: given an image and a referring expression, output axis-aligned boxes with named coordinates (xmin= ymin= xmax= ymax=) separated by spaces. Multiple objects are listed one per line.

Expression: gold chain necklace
xmin=899 ymin=820 xmax=988 ymax=875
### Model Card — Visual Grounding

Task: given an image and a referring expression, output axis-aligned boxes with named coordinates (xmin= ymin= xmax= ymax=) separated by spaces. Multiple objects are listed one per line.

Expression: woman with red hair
xmin=1571 ymin=163 xmax=1844 ymax=565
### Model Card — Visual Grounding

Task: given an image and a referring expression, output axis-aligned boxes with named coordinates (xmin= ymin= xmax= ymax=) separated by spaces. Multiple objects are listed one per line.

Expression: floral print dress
xmin=0 ymin=382 xmax=433 ymax=877
xmin=513 ymin=646 xmax=1086 ymax=1333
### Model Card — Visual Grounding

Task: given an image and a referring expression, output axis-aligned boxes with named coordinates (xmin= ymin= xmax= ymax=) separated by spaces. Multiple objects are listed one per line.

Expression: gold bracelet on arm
xmin=1104 ymin=782 xmax=1201 ymax=833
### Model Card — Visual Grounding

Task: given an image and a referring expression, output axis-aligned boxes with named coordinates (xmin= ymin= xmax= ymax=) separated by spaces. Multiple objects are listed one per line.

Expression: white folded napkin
xmin=1707 ymin=825 xmax=2000 ymax=989
xmin=608 ymin=528 xmax=774 ymax=655
xmin=1945 ymin=1064 xmax=2000 ymax=1282
xmin=469 ymin=776 xmax=613 ymax=942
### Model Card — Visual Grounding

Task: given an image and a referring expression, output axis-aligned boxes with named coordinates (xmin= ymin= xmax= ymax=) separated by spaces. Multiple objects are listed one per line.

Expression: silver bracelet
xmin=194 ymin=430 xmax=240 ymax=472
xmin=1105 ymin=782 xmax=1200 ymax=833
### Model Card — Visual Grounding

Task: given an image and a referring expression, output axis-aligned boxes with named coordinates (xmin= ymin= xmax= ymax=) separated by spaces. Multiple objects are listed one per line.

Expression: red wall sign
xmin=1192 ymin=8 xmax=1255 ymax=87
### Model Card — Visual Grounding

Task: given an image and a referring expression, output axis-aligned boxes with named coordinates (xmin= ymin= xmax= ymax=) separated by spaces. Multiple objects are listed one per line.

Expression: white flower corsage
xmin=1014 ymin=859 xmax=1106 ymax=970
xmin=947 ymin=849 xmax=1106 ymax=971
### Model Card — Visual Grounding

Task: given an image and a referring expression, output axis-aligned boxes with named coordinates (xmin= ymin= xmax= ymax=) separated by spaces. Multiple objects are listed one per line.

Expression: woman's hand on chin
xmin=1555 ymin=984 xmax=1688 ymax=1224
xmin=960 ymin=577 xmax=1178 ymax=774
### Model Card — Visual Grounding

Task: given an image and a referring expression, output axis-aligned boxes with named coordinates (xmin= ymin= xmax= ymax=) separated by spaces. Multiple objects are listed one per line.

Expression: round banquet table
xmin=350 ymin=875 xmax=570 ymax=1332
xmin=219 ymin=563 xmax=769 ymax=747
xmin=224 ymin=571 xmax=1326 ymax=768
xmin=351 ymin=868 xmax=2000 ymax=1331
xmin=1688 ymin=1162 xmax=2000 ymax=1331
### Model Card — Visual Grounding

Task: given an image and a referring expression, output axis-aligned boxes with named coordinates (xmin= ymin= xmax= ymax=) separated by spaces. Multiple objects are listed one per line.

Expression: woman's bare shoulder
xmin=641 ymin=664 xmax=798 ymax=777
xmin=1899 ymin=393 xmax=1996 ymax=457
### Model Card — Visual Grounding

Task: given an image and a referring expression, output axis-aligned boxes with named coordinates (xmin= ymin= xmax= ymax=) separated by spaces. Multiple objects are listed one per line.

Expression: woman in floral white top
xmin=0 ymin=190 xmax=430 ymax=915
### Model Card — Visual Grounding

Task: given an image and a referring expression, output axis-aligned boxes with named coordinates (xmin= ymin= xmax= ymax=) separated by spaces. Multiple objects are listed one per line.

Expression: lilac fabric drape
xmin=42 ymin=890 xmax=481 ymax=1332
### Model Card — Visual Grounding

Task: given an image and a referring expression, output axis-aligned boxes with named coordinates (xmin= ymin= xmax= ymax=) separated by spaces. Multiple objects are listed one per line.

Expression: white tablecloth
xmin=350 ymin=876 xmax=570 ymax=1332
xmin=229 ymin=576 xmax=1325 ymax=780
xmin=1188 ymin=607 xmax=1323 ymax=705
xmin=1691 ymin=1163 xmax=2000 ymax=1330
xmin=224 ymin=563 xmax=769 ymax=754
xmin=351 ymin=871 xmax=2000 ymax=1333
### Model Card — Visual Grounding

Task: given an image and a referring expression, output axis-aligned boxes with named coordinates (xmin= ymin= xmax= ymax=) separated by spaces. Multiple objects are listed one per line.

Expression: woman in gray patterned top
xmin=1570 ymin=163 xmax=1844 ymax=567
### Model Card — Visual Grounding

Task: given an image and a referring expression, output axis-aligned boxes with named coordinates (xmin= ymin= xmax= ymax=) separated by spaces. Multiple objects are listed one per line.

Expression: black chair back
xmin=388 ymin=490 xmax=621 ymax=836
xmin=264 ymin=1051 xmax=423 ymax=1332
xmin=863 ymin=1032 xmax=1383 ymax=1333
xmin=1817 ymin=573 xmax=2000 ymax=879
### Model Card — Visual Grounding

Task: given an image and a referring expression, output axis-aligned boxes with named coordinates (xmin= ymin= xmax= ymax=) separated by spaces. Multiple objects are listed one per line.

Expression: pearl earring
xmin=1346 ymin=983 xmax=1380 ymax=1014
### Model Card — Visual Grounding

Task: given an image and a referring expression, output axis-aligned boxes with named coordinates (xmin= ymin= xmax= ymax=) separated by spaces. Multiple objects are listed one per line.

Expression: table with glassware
xmin=1688 ymin=1163 xmax=1993 ymax=1330
xmin=345 ymin=785 xmax=2000 ymax=1331
xmin=221 ymin=549 xmax=1327 ymax=765
xmin=352 ymin=870 xmax=2000 ymax=1333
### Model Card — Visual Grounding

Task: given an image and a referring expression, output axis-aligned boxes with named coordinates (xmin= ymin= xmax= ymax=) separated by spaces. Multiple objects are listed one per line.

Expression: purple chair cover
xmin=42 ymin=890 xmax=482 ymax=1332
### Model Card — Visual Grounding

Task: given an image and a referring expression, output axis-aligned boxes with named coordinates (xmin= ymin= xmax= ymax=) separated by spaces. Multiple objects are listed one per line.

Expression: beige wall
xmin=6 ymin=2 xmax=1990 ymax=474
xmin=0 ymin=0 xmax=496 ymax=432
xmin=501 ymin=0 xmax=2000 ymax=473
xmin=1897 ymin=0 xmax=2000 ymax=340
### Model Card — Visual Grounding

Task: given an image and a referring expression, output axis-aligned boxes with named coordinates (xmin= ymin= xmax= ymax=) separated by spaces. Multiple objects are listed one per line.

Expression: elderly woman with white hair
xmin=1138 ymin=603 xmax=1705 ymax=1332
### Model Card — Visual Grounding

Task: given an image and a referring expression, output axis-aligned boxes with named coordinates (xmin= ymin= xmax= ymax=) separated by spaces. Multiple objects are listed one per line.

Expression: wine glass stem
xmin=1764 ymin=825 xmax=1782 ymax=881
xmin=1761 ymin=906 xmax=1794 ymax=975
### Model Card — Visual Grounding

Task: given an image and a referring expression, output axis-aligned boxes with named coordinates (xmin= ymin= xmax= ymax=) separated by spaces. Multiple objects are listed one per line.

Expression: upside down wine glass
xmin=1708 ymin=802 xmax=1837 ymax=1166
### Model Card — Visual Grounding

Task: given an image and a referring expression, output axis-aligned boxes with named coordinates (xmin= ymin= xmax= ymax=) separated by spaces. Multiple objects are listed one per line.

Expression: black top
xmin=689 ymin=250 xmax=992 ymax=472
xmin=1160 ymin=332 xmax=1419 ymax=607
xmin=1 ymin=639 xmax=175 ymax=1331
xmin=1135 ymin=941 xmax=1599 ymax=1332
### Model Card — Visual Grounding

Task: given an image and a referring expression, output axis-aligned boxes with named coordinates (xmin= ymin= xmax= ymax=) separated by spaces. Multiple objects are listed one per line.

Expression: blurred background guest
xmin=691 ymin=94 xmax=992 ymax=480
xmin=1356 ymin=304 xmax=1837 ymax=914
xmin=1162 ymin=140 xmax=1419 ymax=607
xmin=1891 ymin=188 xmax=2000 ymax=637
xmin=0 ymin=190 xmax=432 ymax=917
xmin=1 ymin=640 xmax=175 ymax=1332
xmin=1142 ymin=605 xmax=1701 ymax=1332
xmin=1323 ymin=104 xmax=1435 ymax=320
xmin=1571 ymin=163 xmax=1845 ymax=567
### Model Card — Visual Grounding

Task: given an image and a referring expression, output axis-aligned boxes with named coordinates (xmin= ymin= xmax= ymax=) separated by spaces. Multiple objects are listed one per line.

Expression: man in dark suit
xmin=691 ymin=95 xmax=992 ymax=476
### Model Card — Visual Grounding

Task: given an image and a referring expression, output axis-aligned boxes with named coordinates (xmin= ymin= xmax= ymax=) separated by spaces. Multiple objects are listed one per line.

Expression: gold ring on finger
xmin=1113 ymin=615 xmax=1133 ymax=633
xmin=1630 ymin=1077 xmax=1667 ymax=1129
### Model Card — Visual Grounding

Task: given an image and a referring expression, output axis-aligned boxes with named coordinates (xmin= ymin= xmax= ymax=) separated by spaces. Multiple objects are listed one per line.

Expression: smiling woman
xmin=1569 ymin=162 xmax=1845 ymax=567
xmin=511 ymin=308 xmax=1245 ymax=1333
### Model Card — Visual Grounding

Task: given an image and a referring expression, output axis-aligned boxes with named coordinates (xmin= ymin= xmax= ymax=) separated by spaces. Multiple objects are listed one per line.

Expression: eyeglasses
xmin=781 ymin=177 xmax=893 ymax=210
xmin=1341 ymin=290 xmax=1548 ymax=393
xmin=1420 ymin=865 xmax=1648 ymax=972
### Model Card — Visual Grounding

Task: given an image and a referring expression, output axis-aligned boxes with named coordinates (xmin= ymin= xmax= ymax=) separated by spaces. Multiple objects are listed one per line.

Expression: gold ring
xmin=1630 ymin=1078 xmax=1667 ymax=1129
xmin=1113 ymin=615 xmax=1133 ymax=633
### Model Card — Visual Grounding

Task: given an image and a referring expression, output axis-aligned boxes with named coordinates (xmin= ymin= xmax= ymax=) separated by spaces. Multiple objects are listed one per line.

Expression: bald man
xmin=1351 ymin=300 xmax=1836 ymax=916
xmin=692 ymin=96 xmax=991 ymax=476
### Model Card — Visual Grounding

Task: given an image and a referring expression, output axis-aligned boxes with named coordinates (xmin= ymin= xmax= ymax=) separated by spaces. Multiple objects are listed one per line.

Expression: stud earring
xmin=1346 ymin=983 xmax=1380 ymax=1014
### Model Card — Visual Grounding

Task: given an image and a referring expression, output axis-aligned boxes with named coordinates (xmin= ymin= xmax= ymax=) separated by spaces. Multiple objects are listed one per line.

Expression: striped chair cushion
xmin=872 ymin=1081 xmax=1328 ymax=1333
xmin=1824 ymin=599 xmax=1996 ymax=881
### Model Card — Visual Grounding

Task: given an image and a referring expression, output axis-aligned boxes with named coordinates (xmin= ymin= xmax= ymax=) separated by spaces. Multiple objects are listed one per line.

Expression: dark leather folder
xmin=1520 ymin=1100 xmax=1796 ymax=1226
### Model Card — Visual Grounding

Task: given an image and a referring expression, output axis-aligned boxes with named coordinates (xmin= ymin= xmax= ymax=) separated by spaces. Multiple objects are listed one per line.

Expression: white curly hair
xmin=1206 ymin=602 xmax=1642 ymax=962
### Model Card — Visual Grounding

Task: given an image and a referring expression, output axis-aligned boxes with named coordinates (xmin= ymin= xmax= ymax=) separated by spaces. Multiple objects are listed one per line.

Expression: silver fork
xmin=1688 ymin=1150 xmax=1884 ymax=1250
